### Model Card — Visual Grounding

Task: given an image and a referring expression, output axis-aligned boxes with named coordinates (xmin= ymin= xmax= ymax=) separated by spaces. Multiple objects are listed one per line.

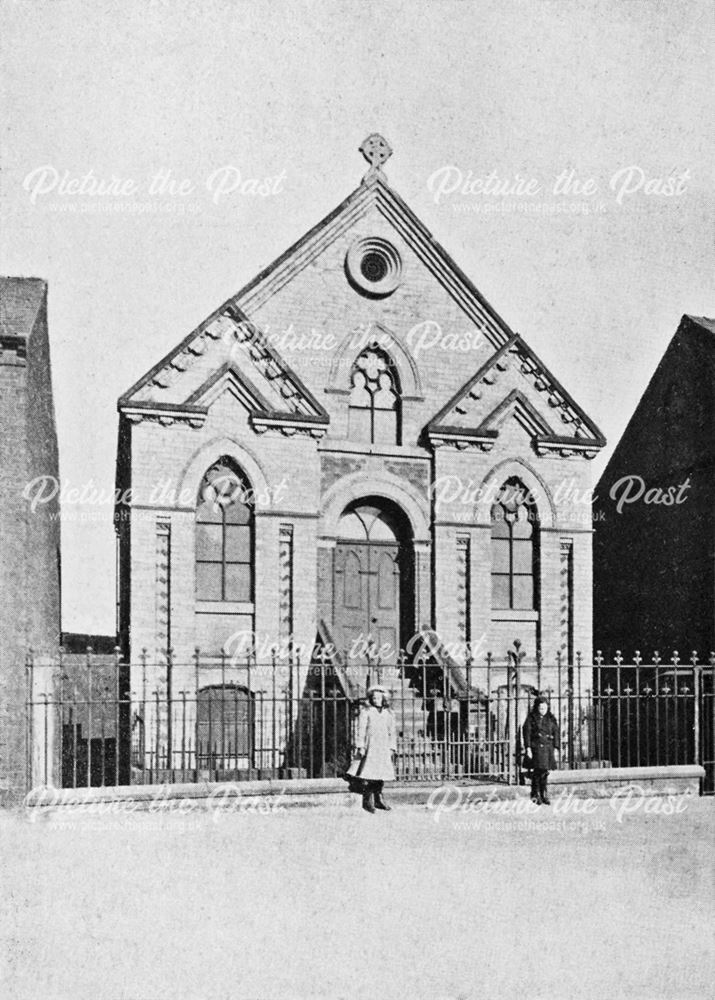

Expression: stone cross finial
xmin=359 ymin=133 xmax=392 ymax=183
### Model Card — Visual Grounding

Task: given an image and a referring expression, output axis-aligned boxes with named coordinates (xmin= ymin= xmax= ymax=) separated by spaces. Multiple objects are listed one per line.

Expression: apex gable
xmin=118 ymin=135 xmax=604 ymax=456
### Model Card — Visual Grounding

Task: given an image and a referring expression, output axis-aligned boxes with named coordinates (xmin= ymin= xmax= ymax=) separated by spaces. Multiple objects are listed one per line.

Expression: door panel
xmin=371 ymin=547 xmax=399 ymax=663
xmin=333 ymin=545 xmax=368 ymax=650
xmin=343 ymin=551 xmax=362 ymax=608
xmin=333 ymin=541 xmax=400 ymax=663
xmin=375 ymin=549 xmax=397 ymax=610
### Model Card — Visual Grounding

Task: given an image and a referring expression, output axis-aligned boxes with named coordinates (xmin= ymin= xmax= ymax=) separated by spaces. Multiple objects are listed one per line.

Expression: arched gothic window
xmin=195 ymin=458 xmax=253 ymax=602
xmin=348 ymin=347 xmax=400 ymax=444
xmin=491 ymin=478 xmax=538 ymax=610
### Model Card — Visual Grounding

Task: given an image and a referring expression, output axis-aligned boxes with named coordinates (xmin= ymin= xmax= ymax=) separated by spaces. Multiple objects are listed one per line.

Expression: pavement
xmin=1 ymin=793 xmax=713 ymax=1000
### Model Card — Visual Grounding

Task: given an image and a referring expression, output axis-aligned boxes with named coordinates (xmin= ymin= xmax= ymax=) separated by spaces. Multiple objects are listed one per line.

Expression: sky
xmin=1 ymin=0 xmax=712 ymax=634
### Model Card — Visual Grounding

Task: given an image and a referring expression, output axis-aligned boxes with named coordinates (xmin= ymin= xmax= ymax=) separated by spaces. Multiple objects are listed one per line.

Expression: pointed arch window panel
xmin=195 ymin=458 xmax=253 ymax=602
xmin=491 ymin=478 xmax=538 ymax=611
xmin=348 ymin=347 xmax=401 ymax=445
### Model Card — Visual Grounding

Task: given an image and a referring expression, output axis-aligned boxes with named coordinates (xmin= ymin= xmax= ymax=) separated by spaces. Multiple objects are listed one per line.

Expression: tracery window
xmin=491 ymin=478 xmax=538 ymax=610
xmin=195 ymin=458 xmax=253 ymax=602
xmin=347 ymin=347 xmax=400 ymax=445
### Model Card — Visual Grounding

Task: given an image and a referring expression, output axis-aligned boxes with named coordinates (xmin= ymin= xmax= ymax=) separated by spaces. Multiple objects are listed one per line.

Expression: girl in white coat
xmin=347 ymin=685 xmax=397 ymax=813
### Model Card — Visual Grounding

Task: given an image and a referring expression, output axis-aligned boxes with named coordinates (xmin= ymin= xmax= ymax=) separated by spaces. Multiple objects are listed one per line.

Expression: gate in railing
xmin=25 ymin=646 xmax=715 ymax=793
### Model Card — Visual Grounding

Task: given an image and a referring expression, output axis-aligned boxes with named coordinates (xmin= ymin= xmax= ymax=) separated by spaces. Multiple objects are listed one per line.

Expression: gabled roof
xmin=118 ymin=304 xmax=329 ymax=430
xmin=118 ymin=148 xmax=604 ymax=453
xmin=0 ymin=276 xmax=46 ymax=342
xmin=184 ymin=361 xmax=330 ymax=437
xmin=477 ymin=388 xmax=554 ymax=437
xmin=118 ymin=170 xmax=524 ymax=419
xmin=230 ymin=175 xmax=516 ymax=350
xmin=427 ymin=334 xmax=606 ymax=456
xmin=184 ymin=361 xmax=274 ymax=411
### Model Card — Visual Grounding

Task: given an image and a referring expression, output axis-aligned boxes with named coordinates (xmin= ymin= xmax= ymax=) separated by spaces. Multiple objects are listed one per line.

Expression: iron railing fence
xmin=25 ymin=647 xmax=715 ymax=793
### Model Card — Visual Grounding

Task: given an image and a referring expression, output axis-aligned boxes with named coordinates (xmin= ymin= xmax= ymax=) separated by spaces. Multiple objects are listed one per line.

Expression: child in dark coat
xmin=523 ymin=696 xmax=560 ymax=805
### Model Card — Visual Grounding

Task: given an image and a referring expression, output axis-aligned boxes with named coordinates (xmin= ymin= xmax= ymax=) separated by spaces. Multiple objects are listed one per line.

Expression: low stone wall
xmin=21 ymin=764 xmax=706 ymax=814
xmin=547 ymin=765 xmax=704 ymax=798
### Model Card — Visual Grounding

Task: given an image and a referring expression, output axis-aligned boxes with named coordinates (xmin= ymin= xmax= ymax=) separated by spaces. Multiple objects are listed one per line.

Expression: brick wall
xmin=0 ymin=281 xmax=60 ymax=802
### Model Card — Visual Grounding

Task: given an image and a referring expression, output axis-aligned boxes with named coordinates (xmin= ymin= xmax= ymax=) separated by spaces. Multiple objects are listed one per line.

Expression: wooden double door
xmin=332 ymin=502 xmax=411 ymax=665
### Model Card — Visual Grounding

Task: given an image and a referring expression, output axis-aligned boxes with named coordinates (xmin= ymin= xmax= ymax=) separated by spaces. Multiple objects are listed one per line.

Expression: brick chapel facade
xmin=115 ymin=136 xmax=605 ymax=707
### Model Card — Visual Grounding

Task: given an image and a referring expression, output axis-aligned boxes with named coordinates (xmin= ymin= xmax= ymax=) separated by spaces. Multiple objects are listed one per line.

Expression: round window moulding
xmin=345 ymin=238 xmax=402 ymax=297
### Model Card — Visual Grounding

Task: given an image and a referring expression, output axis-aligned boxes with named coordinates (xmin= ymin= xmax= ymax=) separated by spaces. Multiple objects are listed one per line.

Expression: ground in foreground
xmin=1 ymin=792 xmax=713 ymax=1000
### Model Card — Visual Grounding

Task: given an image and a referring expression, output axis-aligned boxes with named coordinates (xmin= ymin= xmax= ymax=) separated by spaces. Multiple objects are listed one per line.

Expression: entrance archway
xmin=332 ymin=498 xmax=414 ymax=663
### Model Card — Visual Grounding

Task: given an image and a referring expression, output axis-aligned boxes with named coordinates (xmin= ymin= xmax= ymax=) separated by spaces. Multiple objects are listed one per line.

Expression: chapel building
xmin=115 ymin=136 xmax=604 ymax=773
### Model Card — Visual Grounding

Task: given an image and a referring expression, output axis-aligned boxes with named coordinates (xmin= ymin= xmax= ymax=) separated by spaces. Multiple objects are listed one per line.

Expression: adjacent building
xmin=594 ymin=314 xmax=715 ymax=660
xmin=0 ymin=277 xmax=61 ymax=801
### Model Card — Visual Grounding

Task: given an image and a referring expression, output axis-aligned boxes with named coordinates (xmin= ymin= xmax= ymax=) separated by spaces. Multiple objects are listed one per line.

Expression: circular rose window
xmin=345 ymin=237 xmax=402 ymax=297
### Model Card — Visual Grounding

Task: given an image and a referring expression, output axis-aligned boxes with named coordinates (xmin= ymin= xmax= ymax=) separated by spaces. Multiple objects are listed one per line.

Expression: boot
xmin=374 ymin=781 xmax=391 ymax=811
xmin=540 ymin=772 xmax=551 ymax=806
xmin=362 ymin=785 xmax=375 ymax=814
xmin=530 ymin=774 xmax=540 ymax=804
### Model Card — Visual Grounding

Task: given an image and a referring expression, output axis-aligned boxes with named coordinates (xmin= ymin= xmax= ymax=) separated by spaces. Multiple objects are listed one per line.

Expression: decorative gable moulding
xmin=118 ymin=301 xmax=329 ymax=435
xmin=122 ymin=402 xmax=207 ymax=428
xmin=426 ymin=335 xmax=605 ymax=458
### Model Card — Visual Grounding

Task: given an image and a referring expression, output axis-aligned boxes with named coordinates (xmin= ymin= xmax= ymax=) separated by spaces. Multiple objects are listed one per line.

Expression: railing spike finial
xmin=508 ymin=639 xmax=526 ymax=667
xmin=690 ymin=650 xmax=699 ymax=666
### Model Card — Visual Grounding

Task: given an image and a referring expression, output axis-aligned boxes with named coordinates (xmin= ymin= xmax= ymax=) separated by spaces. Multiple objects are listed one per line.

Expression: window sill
xmin=195 ymin=601 xmax=255 ymax=615
xmin=491 ymin=610 xmax=539 ymax=622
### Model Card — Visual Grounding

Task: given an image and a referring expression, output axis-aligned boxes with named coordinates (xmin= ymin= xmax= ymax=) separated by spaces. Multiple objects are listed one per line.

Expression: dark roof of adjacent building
xmin=0 ymin=276 xmax=46 ymax=339
xmin=684 ymin=314 xmax=715 ymax=337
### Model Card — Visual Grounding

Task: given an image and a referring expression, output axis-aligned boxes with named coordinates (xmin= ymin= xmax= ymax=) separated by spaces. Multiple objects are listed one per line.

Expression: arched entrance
xmin=332 ymin=498 xmax=413 ymax=663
